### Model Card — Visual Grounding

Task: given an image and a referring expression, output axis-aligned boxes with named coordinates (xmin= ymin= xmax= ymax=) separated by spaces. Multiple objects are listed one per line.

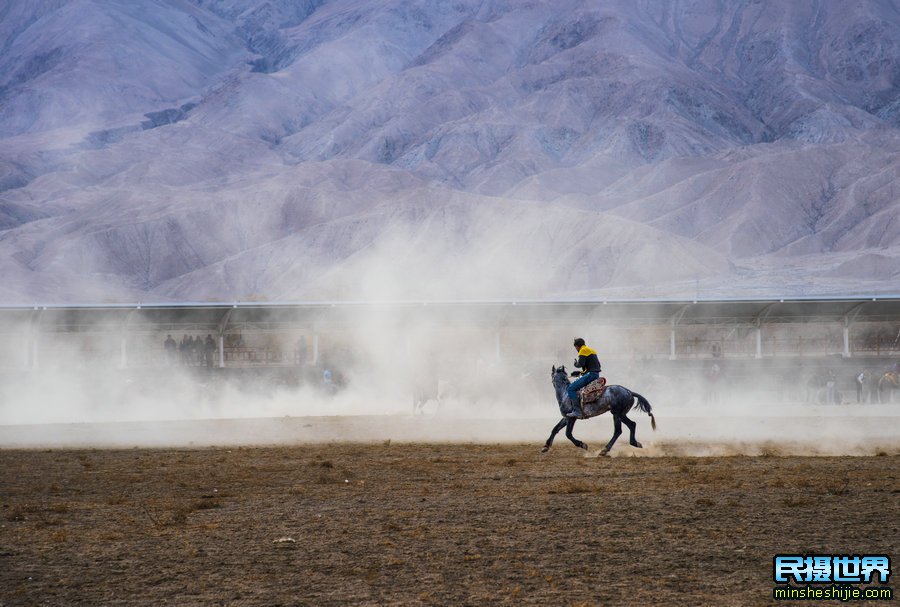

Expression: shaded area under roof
xmin=0 ymin=297 xmax=897 ymax=330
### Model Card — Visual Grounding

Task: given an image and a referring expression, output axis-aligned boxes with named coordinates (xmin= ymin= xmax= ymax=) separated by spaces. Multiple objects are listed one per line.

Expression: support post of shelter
xmin=841 ymin=303 xmax=865 ymax=359
xmin=752 ymin=302 xmax=780 ymax=360
xmin=495 ymin=330 xmax=501 ymax=361
xmin=669 ymin=305 xmax=689 ymax=361
xmin=217 ymin=307 xmax=235 ymax=369
xmin=312 ymin=334 xmax=319 ymax=365
xmin=120 ymin=308 xmax=139 ymax=369
xmin=28 ymin=309 xmax=42 ymax=370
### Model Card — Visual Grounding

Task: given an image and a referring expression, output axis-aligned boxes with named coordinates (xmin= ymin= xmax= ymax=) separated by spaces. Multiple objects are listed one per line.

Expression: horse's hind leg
xmin=600 ymin=416 xmax=623 ymax=456
xmin=542 ymin=417 xmax=568 ymax=452
xmin=564 ymin=417 xmax=588 ymax=450
xmin=621 ymin=412 xmax=641 ymax=448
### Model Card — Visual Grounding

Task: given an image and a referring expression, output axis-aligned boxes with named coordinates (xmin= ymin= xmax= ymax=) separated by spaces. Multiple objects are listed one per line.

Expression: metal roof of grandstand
xmin=1 ymin=296 xmax=898 ymax=329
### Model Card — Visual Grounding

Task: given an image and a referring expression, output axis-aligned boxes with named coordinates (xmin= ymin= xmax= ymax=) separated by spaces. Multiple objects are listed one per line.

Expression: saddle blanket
xmin=579 ymin=377 xmax=607 ymax=404
xmin=577 ymin=378 xmax=609 ymax=419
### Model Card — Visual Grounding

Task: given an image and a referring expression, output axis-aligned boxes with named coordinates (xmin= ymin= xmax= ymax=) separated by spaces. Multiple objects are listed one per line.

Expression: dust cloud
xmin=0 ymin=303 xmax=897 ymax=455
xmin=1 ymin=211 xmax=897 ymax=455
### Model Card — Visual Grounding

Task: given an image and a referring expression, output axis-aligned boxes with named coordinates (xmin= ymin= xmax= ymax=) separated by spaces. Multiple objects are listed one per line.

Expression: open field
xmin=1 ymin=408 xmax=898 ymax=454
xmin=2 ymin=438 xmax=898 ymax=606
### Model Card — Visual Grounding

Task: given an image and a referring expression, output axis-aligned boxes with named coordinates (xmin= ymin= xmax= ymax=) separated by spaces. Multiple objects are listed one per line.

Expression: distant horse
xmin=543 ymin=365 xmax=656 ymax=456
xmin=413 ymin=377 xmax=450 ymax=415
xmin=877 ymin=371 xmax=898 ymax=403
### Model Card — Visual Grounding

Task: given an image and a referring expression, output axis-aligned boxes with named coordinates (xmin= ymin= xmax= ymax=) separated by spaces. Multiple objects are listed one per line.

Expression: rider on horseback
xmin=566 ymin=338 xmax=601 ymax=418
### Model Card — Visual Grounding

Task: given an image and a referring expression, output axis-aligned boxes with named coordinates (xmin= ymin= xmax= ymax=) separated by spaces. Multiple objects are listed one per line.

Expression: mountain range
xmin=1 ymin=0 xmax=899 ymax=303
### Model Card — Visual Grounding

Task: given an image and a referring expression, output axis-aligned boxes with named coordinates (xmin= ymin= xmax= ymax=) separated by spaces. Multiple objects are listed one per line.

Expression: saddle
xmin=579 ymin=377 xmax=607 ymax=405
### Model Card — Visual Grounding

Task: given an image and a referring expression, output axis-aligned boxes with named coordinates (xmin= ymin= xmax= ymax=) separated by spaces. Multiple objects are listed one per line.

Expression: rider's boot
xmin=567 ymin=395 xmax=583 ymax=418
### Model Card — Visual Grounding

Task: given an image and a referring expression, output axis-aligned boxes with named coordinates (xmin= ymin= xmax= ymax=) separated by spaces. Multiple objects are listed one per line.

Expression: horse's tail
xmin=632 ymin=392 xmax=656 ymax=431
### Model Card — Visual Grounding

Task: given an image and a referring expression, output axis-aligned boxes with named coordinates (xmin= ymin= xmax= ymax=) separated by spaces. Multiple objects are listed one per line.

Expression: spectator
xmin=825 ymin=370 xmax=837 ymax=405
xmin=164 ymin=334 xmax=177 ymax=366
xmin=295 ymin=336 xmax=308 ymax=366
xmin=705 ymin=362 xmax=721 ymax=404
xmin=180 ymin=334 xmax=191 ymax=365
xmin=804 ymin=371 xmax=818 ymax=403
xmin=323 ymin=367 xmax=337 ymax=395
xmin=865 ymin=370 xmax=880 ymax=404
xmin=855 ymin=370 xmax=867 ymax=403
xmin=205 ymin=334 xmax=217 ymax=367
xmin=191 ymin=336 xmax=203 ymax=366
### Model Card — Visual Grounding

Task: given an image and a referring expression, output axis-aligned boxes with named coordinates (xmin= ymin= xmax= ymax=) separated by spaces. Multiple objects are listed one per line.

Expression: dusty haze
xmin=1 ymin=1 xmax=898 ymax=454
xmin=1 ymin=309 xmax=897 ymax=455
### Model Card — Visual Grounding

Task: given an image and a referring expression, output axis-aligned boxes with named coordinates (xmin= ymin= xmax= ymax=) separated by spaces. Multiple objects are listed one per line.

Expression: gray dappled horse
xmin=544 ymin=365 xmax=656 ymax=456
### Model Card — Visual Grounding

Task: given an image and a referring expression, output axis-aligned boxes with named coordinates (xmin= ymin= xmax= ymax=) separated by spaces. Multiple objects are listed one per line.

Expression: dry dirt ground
xmin=1 ymin=443 xmax=898 ymax=606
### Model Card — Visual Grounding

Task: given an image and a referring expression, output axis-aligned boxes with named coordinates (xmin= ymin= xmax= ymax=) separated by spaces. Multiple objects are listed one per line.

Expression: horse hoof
xmin=598 ymin=448 xmax=609 ymax=457
xmin=579 ymin=443 xmax=589 ymax=451
xmin=540 ymin=446 xmax=550 ymax=453
xmin=631 ymin=441 xmax=643 ymax=449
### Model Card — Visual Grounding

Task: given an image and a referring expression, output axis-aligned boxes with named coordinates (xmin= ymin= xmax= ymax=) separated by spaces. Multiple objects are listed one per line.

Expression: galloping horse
xmin=543 ymin=365 xmax=656 ymax=456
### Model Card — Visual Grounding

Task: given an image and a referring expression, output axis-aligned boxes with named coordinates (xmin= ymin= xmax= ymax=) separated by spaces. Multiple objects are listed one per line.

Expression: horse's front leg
xmin=541 ymin=417 xmax=568 ymax=452
xmin=564 ymin=417 xmax=588 ymax=450
xmin=600 ymin=415 xmax=623 ymax=456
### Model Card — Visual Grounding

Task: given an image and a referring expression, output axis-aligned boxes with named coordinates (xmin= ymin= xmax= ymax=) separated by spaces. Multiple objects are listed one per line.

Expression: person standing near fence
xmin=180 ymin=334 xmax=191 ymax=366
xmin=825 ymin=370 xmax=837 ymax=404
xmin=705 ymin=362 xmax=721 ymax=404
xmin=295 ymin=336 xmax=308 ymax=366
xmin=164 ymin=334 xmax=177 ymax=366
xmin=205 ymin=334 xmax=217 ymax=368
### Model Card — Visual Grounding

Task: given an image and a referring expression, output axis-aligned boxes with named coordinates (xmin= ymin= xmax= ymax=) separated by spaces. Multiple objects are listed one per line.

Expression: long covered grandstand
xmin=2 ymin=297 xmax=898 ymax=361
xmin=1 ymin=297 xmax=898 ymax=406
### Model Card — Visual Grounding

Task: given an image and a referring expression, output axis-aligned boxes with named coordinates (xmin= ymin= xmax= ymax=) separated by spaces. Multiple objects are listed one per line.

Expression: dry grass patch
xmin=781 ymin=495 xmax=813 ymax=508
xmin=548 ymin=480 xmax=601 ymax=494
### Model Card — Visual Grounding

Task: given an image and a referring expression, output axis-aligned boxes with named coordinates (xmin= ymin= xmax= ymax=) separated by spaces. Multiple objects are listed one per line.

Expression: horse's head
xmin=551 ymin=365 xmax=570 ymax=390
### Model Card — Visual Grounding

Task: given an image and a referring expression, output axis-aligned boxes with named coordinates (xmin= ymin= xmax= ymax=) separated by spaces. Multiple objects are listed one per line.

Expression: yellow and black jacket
xmin=575 ymin=345 xmax=602 ymax=374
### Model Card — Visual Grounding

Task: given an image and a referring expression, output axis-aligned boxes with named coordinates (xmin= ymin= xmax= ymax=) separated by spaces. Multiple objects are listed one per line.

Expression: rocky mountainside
xmin=0 ymin=0 xmax=898 ymax=303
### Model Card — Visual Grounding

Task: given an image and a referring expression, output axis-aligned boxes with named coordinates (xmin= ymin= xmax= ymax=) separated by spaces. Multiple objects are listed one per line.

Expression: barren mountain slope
xmin=0 ymin=0 xmax=897 ymax=302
